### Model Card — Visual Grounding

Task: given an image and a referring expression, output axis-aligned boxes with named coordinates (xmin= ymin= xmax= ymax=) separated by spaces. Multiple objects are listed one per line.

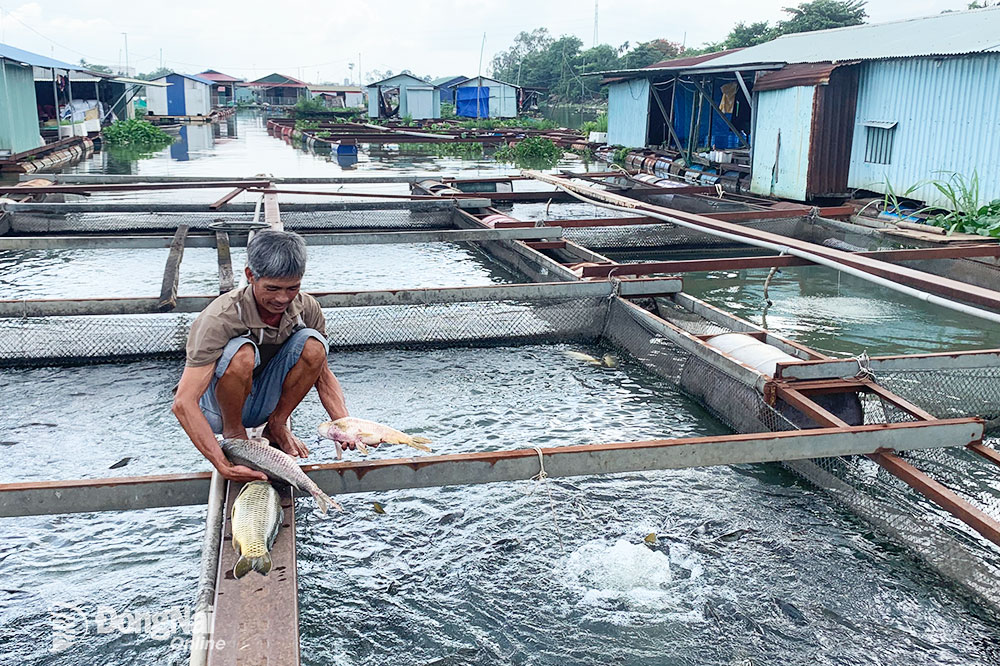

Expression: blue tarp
xmin=672 ymin=81 xmax=742 ymax=150
xmin=456 ymin=87 xmax=489 ymax=118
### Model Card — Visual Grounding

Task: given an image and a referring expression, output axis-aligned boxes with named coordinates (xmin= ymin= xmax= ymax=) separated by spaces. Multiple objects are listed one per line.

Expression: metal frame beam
xmin=522 ymin=171 xmax=1000 ymax=312
xmin=0 ymin=418 xmax=982 ymax=517
xmin=0 ymin=227 xmax=566 ymax=250
xmin=0 ymin=279 xmax=683 ymax=318
xmin=775 ymin=349 xmax=1000 ymax=380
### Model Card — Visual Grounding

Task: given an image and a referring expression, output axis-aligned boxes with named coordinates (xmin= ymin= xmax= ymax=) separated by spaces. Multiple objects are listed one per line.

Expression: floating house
xmin=598 ymin=7 xmax=1000 ymax=206
xmin=145 ymin=73 xmax=213 ymax=117
xmin=454 ymin=75 xmax=520 ymax=118
xmin=366 ymin=74 xmax=440 ymax=120
xmin=197 ymin=70 xmax=244 ymax=107
xmin=0 ymin=42 xmax=91 ymax=155
xmin=431 ymin=75 xmax=467 ymax=106
xmin=307 ymin=85 xmax=365 ymax=108
xmin=247 ymin=73 xmax=310 ymax=106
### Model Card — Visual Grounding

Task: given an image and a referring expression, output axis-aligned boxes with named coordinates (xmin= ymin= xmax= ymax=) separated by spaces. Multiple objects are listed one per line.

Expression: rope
xmin=854 ymin=351 xmax=877 ymax=381
xmin=526 ymin=446 xmax=565 ymax=553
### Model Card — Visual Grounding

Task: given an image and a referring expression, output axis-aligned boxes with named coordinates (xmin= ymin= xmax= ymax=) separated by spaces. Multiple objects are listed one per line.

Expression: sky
xmin=0 ymin=0 xmax=971 ymax=84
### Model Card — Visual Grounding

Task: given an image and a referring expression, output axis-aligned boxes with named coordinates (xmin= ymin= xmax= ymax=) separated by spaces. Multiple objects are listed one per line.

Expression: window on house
xmin=863 ymin=121 xmax=897 ymax=165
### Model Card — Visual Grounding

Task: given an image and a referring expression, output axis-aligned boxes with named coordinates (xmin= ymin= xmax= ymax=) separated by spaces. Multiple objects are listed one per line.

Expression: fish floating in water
xmin=231 ymin=481 xmax=283 ymax=578
xmin=220 ymin=438 xmax=341 ymax=514
xmin=562 ymin=350 xmax=619 ymax=368
xmin=317 ymin=417 xmax=432 ymax=458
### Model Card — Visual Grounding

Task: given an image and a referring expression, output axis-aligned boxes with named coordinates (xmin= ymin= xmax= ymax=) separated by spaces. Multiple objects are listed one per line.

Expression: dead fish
xmin=644 ymin=533 xmax=658 ymax=544
xmin=317 ymin=417 xmax=432 ymax=458
xmin=373 ymin=502 xmax=386 ymax=514
xmin=220 ymin=438 xmax=341 ymax=514
xmin=231 ymin=481 xmax=283 ymax=578
xmin=564 ymin=350 xmax=619 ymax=368
xmin=563 ymin=350 xmax=603 ymax=365
xmin=109 ymin=457 xmax=131 ymax=470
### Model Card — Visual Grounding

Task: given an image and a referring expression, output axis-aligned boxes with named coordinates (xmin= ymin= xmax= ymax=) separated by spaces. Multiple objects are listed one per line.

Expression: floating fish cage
xmin=1 ymin=172 xmax=999 ymax=664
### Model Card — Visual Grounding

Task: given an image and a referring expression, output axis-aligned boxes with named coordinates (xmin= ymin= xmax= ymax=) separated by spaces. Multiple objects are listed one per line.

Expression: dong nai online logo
xmin=48 ymin=602 xmax=224 ymax=653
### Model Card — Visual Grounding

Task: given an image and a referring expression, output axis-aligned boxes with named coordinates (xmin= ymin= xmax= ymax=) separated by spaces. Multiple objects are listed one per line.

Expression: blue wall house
xmin=600 ymin=7 xmax=1000 ymax=205
xmin=0 ymin=42 xmax=88 ymax=156
xmin=146 ymin=73 xmax=213 ymax=116
xmin=602 ymin=50 xmax=748 ymax=152
xmin=454 ymin=76 xmax=520 ymax=118
xmin=366 ymin=73 xmax=440 ymax=120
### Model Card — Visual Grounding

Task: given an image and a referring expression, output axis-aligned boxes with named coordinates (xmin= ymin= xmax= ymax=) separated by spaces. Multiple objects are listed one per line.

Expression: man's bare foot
xmin=263 ymin=423 xmax=310 ymax=458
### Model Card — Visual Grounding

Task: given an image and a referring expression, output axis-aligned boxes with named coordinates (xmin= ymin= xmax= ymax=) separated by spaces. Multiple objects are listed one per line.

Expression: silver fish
xmin=221 ymin=438 xmax=342 ymax=514
xmin=231 ymin=481 xmax=283 ymax=578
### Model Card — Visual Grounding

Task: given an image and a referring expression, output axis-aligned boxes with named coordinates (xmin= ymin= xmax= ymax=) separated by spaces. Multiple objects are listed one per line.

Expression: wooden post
xmin=157 ymin=224 xmax=189 ymax=311
xmin=216 ymin=231 xmax=235 ymax=293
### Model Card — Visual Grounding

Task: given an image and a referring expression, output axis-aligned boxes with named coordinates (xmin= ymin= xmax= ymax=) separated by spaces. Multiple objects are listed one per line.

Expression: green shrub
xmin=925 ymin=172 xmax=1000 ymax=237
xmin=611 ymin=146 xmax=630 ymax=164
xmin=441 ymin=103 xmax=456 ymax=119
xmin=493 ymin=137 xmax=564 ymax=168
xmin=102 ymin=119 xmax=174 ymax=148
xmin=294 ymin=97 xmax=329 ymax=114
xmin=580 ymin=113 xmax=608 ymax=135
xmin=295 ymin=119 xmax=320 ymax=130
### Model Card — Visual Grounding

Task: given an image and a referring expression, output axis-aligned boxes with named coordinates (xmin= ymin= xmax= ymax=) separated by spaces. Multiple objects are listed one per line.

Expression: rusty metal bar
xmin=0 ymin=418 xmax=983 ymax=517
xmin=580 ymin=245 xmax=1000 ymax=278
xmin=208 ymin=482 xmax=299 ymax=666
xmin=209 ymin=187 xmax=246 ymax=210
xmin=869 ymin=451 xmax=1000 ymax=548
xmin=0 ymin=180 xmax=272 ymax=195
xmin=774 ymin=386 xmax=851 ymax=428
xmin=522 ymin=170 xmax=1000 ymax=314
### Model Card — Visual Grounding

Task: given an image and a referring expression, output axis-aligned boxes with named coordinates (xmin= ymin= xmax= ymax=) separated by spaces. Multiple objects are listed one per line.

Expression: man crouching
xmin=172 ymin=230 xmax=348 ymax=482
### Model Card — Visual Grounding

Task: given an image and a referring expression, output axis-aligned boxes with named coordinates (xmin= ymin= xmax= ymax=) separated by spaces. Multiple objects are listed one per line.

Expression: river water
xmin=1 ymin=111 xmax=998 ymax=665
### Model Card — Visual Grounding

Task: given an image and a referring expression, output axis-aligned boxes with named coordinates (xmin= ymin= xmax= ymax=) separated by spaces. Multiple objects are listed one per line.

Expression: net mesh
xmin=0 ymin=298 xmax=607 ymax=366
xmin=561 ymin=217 xmax=804 ymax=251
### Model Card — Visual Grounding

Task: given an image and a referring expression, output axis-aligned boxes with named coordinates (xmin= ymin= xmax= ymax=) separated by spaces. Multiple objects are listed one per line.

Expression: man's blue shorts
xmin=199 ymin=328 xmax=328 ymax=433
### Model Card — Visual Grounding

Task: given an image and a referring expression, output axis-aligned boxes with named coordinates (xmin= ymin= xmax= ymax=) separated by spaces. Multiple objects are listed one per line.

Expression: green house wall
xmin=0 ymin=60 xmax=41 ymax=154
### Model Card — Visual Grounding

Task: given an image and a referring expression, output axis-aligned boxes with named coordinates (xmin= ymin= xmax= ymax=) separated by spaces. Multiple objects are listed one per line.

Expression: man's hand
xmin=218 ymin=463 xmax=268 ymax=482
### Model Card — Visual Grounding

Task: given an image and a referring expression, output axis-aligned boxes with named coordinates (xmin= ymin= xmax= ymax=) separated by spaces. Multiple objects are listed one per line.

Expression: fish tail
xmin=234 ymin=553 xmax=272 ymax=579
xmin=313 ymin=490 xmax=343 ymax=514
xmin=411 ymin=436 xmax=431 ymax=445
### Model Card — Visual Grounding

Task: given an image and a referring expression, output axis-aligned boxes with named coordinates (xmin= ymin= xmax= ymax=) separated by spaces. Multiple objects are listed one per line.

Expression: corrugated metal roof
xmin=455 ymin=75 xmax=519 ymax=89
xmin=366 ymin=73 xmax=436 ymax=88
xmin=685 ymin=7 xmax=1000 ymax=70
xmin=308 ymin=85 xmax=363 ymax=93
xmin=598 ymin=49 xmax=737 ymax=81
xmin=198 ymin=70 xmax=244 ymax=83
xmin=0 ymin=41 xmax=86 ymax=71
xmin=753 ymin=62 xmax=848 ymax=91
xmin=151 ymin=72 xmax=214 ymax=86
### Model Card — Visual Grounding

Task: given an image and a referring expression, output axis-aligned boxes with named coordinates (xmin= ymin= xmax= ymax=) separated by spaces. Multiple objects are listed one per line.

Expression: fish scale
xmin=221 ymin=438 xmax=342 ymax=513
xmin=231 ymin=481 xmax=283 ymax=578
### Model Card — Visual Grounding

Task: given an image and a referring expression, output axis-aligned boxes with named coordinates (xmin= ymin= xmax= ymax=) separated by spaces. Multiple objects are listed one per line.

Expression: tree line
xmin=490 ymin=0 xmax=868 ymax=104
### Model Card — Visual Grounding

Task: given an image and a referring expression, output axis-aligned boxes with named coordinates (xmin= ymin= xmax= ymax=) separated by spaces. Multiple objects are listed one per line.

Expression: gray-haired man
xmin=172 ymin=230 xmax=349 ymax=482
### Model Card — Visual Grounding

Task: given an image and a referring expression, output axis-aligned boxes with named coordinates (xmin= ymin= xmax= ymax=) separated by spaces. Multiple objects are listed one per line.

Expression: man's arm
xmin=315 ymin=363 xmax=349 ymax=420
xmin=172 ymin=364 xmax=267 ymax=482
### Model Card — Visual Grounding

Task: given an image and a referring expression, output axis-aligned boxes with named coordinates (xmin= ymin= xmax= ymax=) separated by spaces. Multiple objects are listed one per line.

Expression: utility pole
xmin=593 ymin=0 xmax=598 ymax=47
xmin=122 ymin=32 xmax=129 ymax=75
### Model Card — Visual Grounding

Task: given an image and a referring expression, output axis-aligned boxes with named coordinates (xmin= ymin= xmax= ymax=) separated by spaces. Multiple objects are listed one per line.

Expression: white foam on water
xmin=561 ymin=538 xmax=710 ymax=624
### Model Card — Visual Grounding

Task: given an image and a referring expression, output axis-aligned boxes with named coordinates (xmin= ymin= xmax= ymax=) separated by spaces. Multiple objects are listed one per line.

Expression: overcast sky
xmin=0 ymin=0 xmax=969 ymax=84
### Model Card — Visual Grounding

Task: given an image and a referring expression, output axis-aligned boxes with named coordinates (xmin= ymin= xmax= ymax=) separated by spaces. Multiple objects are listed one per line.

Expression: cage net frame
xmin=3 ymin=207 xmax=455 ymax=234
xmin=601 ymin=296 xmax=1000 ymax=612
